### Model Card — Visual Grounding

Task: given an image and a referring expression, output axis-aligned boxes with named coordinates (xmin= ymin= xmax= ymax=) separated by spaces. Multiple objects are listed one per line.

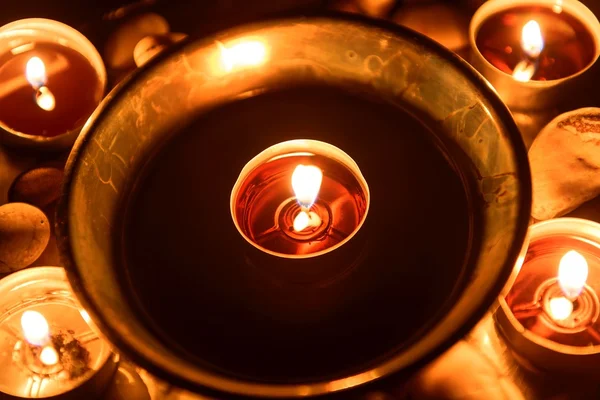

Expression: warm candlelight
xmin=469 ymin=0 xmax=600 ymax=110
xmin=0 ymin=267 xmax=117 ymax=398
xmin=496 ymin=218 xmax=600 ymax=375
xmin=218 ymin=39 xmax=268 ymax=72
xmin=26 ymin=57 xmax=57 ymax=112
xmin=512 ymin=20 xmax=544 ymax=82
xmin=548 ymin=296 xmax=573 ymax=321
xmin=230 ymin=140 xmax=369 ymax=258
xmin=558 ymin=250 xmax=588 ymax=299
xmin=0 ymin=19 xmax=106 ymax=148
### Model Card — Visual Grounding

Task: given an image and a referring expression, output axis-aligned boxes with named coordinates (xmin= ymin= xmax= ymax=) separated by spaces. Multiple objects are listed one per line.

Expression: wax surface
xmin=0 ymin=303 xmax=107 ymax=397
xmin=507 ymin=236 xmax=600 ymax=346
xmin=476 ymin=6 xmax=596 ymax=80
xmin=233 ymin=152 xmax=367 ymax=256
xmin=0 ymin=42 xmax=102 ymax=137
xmin=122 ymin=85 xmax=483 ymax=381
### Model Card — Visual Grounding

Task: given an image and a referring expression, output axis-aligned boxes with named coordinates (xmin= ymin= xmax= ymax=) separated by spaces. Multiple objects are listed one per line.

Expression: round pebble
xmin=133 ymin=32 xmax=187 ymax=67
xmin=104 ymin=13 xmax=170 ymax=70
xmin=8 ymin=166 xmax=64 ymax=208
xmin=0 ymin=203 xmax=50 ymax=273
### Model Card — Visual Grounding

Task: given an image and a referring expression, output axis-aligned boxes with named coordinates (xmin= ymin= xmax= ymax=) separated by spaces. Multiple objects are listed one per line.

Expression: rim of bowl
xmin=57 ymin=12 xmax=532 ymax=398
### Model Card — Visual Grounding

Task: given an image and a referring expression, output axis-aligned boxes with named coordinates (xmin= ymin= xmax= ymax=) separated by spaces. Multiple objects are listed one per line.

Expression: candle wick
xmin=34 ymin=86 xmax=56 ymax=111
xmin=512 ymin=59 xmax=539 ymax=82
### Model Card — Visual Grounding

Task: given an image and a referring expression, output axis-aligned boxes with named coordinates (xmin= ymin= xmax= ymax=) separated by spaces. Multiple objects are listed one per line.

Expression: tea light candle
xmin=469 ymin=0 xmax=600 ymax=110
xmin=0 ymin=19 xmax=106 ymax=149
xmin=230 ymin=139 xmax=369 ymax=258
xmin=496 ymin=218 xmax=600 ymax=375
xmin=0 ymin=267 xmax=117 ymax=399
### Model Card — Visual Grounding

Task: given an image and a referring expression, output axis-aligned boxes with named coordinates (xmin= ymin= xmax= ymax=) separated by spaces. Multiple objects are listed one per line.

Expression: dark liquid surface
xmin=0 ymin=42 xmax=103 ymax=137
xmin=476 ymin=6 xmax=596 ymax=80
xmin=122 ymin=85 xmax=482 ymax=382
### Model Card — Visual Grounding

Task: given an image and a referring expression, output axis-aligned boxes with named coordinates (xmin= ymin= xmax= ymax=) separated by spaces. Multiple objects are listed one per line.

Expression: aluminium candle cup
xmin=56 ymin=14 xmax=531 ymax=398
xmin=0 ymin=267 xmax=118 ymax=399
xmin=469 ymin=0 xmax=600 ymax=111
xmin=0 ymin=19 xmax=106 ymax=150
xmin=496 ymin=218 xmax=600 ymax=376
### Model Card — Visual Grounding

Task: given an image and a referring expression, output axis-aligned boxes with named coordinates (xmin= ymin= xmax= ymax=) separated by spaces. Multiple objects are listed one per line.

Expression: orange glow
xmin=558 ymin=250 xmax=589 ymax=298
xmin=548 ymin=296 xmax=573 ymax=320
xmin=39 ymin=346 xmax=59 ymax=366
xmin=291 ymin=165 xmax=323 ymax=209
xmin=521 ymin=20 xmax=544 ymax=59
xmin=25 ymin=57 xmax=55 ymax=111
xmin=219 ymin=40 xmax=268 ymax=72
xmin=512 ymin=20 xmax=544 ymax=82
xmin=35 ymin=86 xmax=56 ymax=111
xmin=21 ymin=310 xmax=50 ymax=346
xmin=292 ymin=210 xmax=322 ymax=232
xmin=25 ymin=57 xmax=47 ymax=89
xmin=512 ymin=62 xmax=536 ymax=82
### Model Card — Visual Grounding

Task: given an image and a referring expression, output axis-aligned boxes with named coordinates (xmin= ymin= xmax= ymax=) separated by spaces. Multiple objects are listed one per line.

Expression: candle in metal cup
xmin=496 ymin=218 xmax=600 ymax=375
xmin=230 ymin=140 xmax=370 ymax=258
xmin=0 ymin=267 xmax=117 ymax=399
xmin=469 ymin=0 xmax=600 ymax=110
xmin=0 ymin=19 xmax=106 ymax=148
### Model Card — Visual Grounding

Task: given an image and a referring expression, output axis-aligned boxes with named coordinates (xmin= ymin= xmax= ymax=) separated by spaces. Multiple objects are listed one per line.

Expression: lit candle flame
xmin=219 ymin=40 xmax=268 ymax=72
xmin=512 ymin=20 xmax=544 ymax=82
xmin=21 ymin=310 xmax=50 ymax=347
xmin=521 ymin=20 xmax=544 ymax=59
xmin=25 ymin=57 xmax=56 ymax=111
xmin=25 ymin=57 xmax=47 ymax=89
xmin=548 ymin=296 xmax=573 ymax=321
xmin=558 ymin=250 xmax=589 ymax=299
xmin=291 ymin=164 xmax=323 ymax=209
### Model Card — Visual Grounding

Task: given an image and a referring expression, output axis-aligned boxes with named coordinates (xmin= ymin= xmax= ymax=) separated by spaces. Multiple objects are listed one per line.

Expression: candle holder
xmin=56 ymin=15 xmax=531 ymax=398
xmin=469 ymin=0 xmax=600 ymax=110
xmin=496 ymin=218 xmax=600 ymax=376
xmin=231 ymin=139 xmax=369 ymax=259
xmin=0 ymin=267 xmax=117 ymax=399
xmin=0 ymin=19 xmax=106 ymax=150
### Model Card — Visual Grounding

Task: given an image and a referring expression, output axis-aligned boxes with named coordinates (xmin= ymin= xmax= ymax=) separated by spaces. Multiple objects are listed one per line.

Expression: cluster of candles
xmin=0 ymin=0 xmax=599 ymax=398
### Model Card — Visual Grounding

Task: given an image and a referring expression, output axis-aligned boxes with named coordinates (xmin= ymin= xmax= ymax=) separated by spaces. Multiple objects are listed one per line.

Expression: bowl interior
xmin=58 ymin=15 xmax=531 ymax=397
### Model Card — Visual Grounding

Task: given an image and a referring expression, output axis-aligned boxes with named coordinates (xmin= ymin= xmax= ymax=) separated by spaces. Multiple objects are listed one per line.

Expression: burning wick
xmin=512 ymin=20 xmax=544 ymax=82
xmin=26 ymin=57 xmax=56 ymax=111
xmin=291 ymin=164 xmax=323 ymax=232
xmin=21 ymin=310 xmax=60 ymax=366
xmin=548 ymin=250 xmax=589 ymax=321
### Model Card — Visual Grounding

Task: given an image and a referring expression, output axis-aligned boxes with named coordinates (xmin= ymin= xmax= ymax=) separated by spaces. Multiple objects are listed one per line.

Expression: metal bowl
xmin=57 ymin=14 xmax=531 ymax=398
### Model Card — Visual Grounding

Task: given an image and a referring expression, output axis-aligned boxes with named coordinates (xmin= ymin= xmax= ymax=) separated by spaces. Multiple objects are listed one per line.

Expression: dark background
xmin=1 ymin=0 xmax=327 ymax=41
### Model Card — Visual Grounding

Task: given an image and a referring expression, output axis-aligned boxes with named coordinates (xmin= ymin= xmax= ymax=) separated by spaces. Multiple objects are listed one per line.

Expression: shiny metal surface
xmin=56 ymin=13 xmax=530 ymax=398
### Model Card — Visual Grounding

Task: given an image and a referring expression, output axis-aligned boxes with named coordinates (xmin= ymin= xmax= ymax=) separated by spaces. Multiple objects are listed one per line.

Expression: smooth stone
xmin=0 ymin=202 xmax=50 ymax=273
xmin=530 ymin=108 xmax=600 ymax=221
xmin=133 ymin=33 xmax=188 ymax=67
xmin=8 ymin=166 xmax=64 ymax=208
xmin=104 ymin=13 xmax=170 ymax=70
